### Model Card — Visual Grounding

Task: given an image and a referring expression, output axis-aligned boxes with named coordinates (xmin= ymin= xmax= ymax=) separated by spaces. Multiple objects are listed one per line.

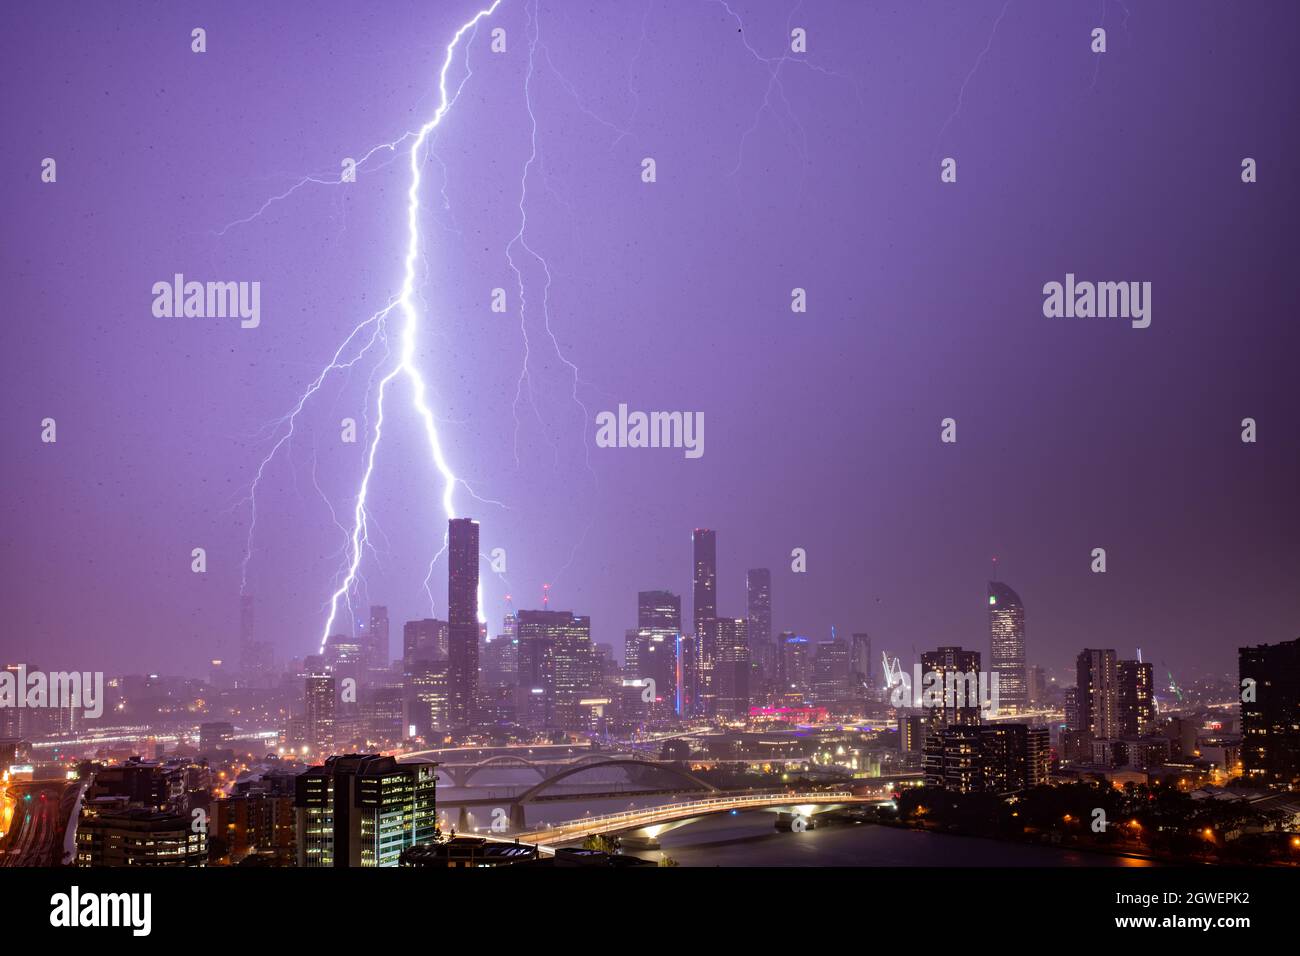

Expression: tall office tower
xmin=447 ymin=517 xmax=480 ymax=727
xmin=402 ymin=618 xmax=449 ymax=673
xmin=776 ymin=633 xmax=811 ymax=705
xmin=1240 ymin=636 xmax=1300 ymax=788
xmin=1076 ymin=649 xmax=1119 ymax=744
xmin=239 ymin=594 xmax=255 ymax=667
xmin=746 ymin=568 xmax=772 ymax=650
xmin=239 ymin=595 xmax=272 ymax=677
xmin=709 ymin=617 xmax=750 ymax=719
xmin=480 ymin=633 xmax=518 ymax=689
xmin=405 ymin=660 xmax=449 ymax=739
xmin=1117 ymin=660 xmax=1154 ymax=736
xmin=849 ymin=633 xmax=873 ymax=697
xmin=691 ymin=530 xmax=717 ymax=717
xmin=988 ymin=581 xmax=1027 ymax=713
xmin=920 ymin=646 xmax=984 ymax=729
xmin=324 ymin=633 xmax=364 ymax=685
xmin=635 ymin=590 xmax=681 ymax=715
xmin=517 ymin=610 xmax=595 ymax=731
xmin=305 ymin=674 xmax=337 ymax=756
xmin=692 ymin=530 xmax=717 ymax=635
xmin=812 ymin=639 xmax=853 ymax=711
xmin=678 ymin=632 xmax=699 ymax=718
xmin=366 ymin=606 xmax=390 ymax=677
xmin=295 ymin=754 xmax=437 ymax=867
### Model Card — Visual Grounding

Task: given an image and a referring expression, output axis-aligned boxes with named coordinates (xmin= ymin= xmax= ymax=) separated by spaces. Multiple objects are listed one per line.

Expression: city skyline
xmin=4 ymin=1 xmax=1298 ymax=682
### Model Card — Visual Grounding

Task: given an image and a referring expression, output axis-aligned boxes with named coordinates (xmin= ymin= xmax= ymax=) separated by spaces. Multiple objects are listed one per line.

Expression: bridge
xmin=512 ymin=790 xmax=868 ymax=849
xmin=421 ymin=755 xmax=722 ymax=831
xmin=432 ymin=750 xmax=649 ymax=788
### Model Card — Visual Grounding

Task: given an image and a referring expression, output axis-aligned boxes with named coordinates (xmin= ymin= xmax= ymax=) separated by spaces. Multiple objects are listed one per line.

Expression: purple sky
xmin=3 ymin=0 xmax=1298 ymax=681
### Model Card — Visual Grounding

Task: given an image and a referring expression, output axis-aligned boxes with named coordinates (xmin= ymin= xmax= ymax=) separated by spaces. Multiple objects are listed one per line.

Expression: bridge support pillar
xmin=509 ymin=803 xmax=527 ymax=831
xmin=457 ymin=806 xmax=472 ymax=832
xmin=618 ymin=830 xmax=661 ymax=850
xmin=774 ymin=812 xmax=813 ymax=832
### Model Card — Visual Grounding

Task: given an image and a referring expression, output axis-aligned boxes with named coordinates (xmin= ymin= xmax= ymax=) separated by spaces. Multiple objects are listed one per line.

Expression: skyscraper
xmin=709 ymin=617 xmax=750 ymax=719
xmin=746 ymin=568 xmax=772 ymax=649
xmin=692 ymin=530 xmax=717 ymax=635
xmin=305 ymin=674 xmax=336 ymax=756
xmin=366 ymin=605 xmax=390 ymax=677
xmin=635 ymin=590 xmax=681 ymax=715
xmin=447 ymin=517 xmax=479 ymax=727
xmin=812 ymin=638 xmax=852 ymax=712
xmin=516 ymin=610 xmax=594 ymax=731
xmin=988 ymin=581 xmax=1026 ymax=713
xmin=1076 ymin=648 xmax=1118 ymax=745
xmin=402 ymin=618 xmax=448 ymax=674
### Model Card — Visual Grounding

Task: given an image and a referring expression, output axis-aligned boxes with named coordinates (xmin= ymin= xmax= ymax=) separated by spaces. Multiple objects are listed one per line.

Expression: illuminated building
xmin=76 ymin=808 xmax=207 ymax=867
xmin=710 ymin=617 xmax=750 ymax=719
xmin=1240 ymin=636 xmax=1300 ymax=788
xmin=1076 ymin=649 xmax=1118 ymax=745
xmin=812 ymin=638 xmax=852 ymax=712
xmin=746 ymin=569 xmax=772 ymax=677
xmin=214 ymin=792 xmax=295 ymax=863
xmin=920 ymin=646 xmax=983 ymax=729
xmin=403 ymin=618 xmax=448 ymax=674
xmin=305 ymin=674 xmax=336 ymax=756
xmin=988 ymin=581 xmax=1027 ymax=713
xmin=920 ymin=646 xmax=982 ymax=788
xmin=634 ymin=590 xmax=681 ymax=716
xmin=406 ymin=661 xmax=449 ymax=738
xmin=516 ymin=610 xmax=595 ymax=731
xmin=690 ymin=530 xmax=717 ymax=716
xmin=447 ymin=518 xmax=480 ymax=727
xmin=294 ymin=754 xmax=437 ymax=867
xmin=776 ymin=633 xmax=811 ymax=705
xmin=1117 ymin=660 xmax=1154 ymax=737
xmin=979 ymin=724 xmax=1050 ymax=793
xmin=366 ymin=605 xmax=390 ymax=679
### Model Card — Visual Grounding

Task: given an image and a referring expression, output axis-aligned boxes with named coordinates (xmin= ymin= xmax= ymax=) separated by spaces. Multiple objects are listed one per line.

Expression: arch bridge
xmin=512 ymin=790 xmax=869 ymax=850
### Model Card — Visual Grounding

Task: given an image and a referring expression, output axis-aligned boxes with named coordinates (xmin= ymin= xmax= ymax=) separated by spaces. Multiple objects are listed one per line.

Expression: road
xmin=0 ymin=780 xmax=79 ymax=867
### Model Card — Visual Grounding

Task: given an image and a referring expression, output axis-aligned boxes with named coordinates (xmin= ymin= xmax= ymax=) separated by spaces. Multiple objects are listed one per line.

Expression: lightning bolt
xmin=507 ymin=0 xmax=595 ymax=475
xmin=225 ymin=2 xmax=508 ymax=653
xmin=316 ymin=0 xmax=510 ymax=652
xmin=933 ymin=0 xmax=1013 ymax=159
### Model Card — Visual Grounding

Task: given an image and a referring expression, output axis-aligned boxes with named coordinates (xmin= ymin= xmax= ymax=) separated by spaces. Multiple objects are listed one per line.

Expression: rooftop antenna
xmin=991 ymin=555 xmax=999 ymax=583
xmin=542 ymin=583 xmax=551 ymax=609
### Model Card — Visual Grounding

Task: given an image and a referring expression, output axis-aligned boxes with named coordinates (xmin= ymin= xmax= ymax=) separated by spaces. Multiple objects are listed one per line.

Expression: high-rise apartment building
xmin=1240 ymin=636 xmax=1300 ymax=788
xmin=1117 ymin=659 xmax=1154 ymax=737
xmin=1076 ymin=649 xmax=1118 ymax=744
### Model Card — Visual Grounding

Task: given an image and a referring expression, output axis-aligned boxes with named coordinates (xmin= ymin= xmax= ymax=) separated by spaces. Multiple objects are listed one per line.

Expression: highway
xmin=0 ymin=780 xmax=79 ymax=867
